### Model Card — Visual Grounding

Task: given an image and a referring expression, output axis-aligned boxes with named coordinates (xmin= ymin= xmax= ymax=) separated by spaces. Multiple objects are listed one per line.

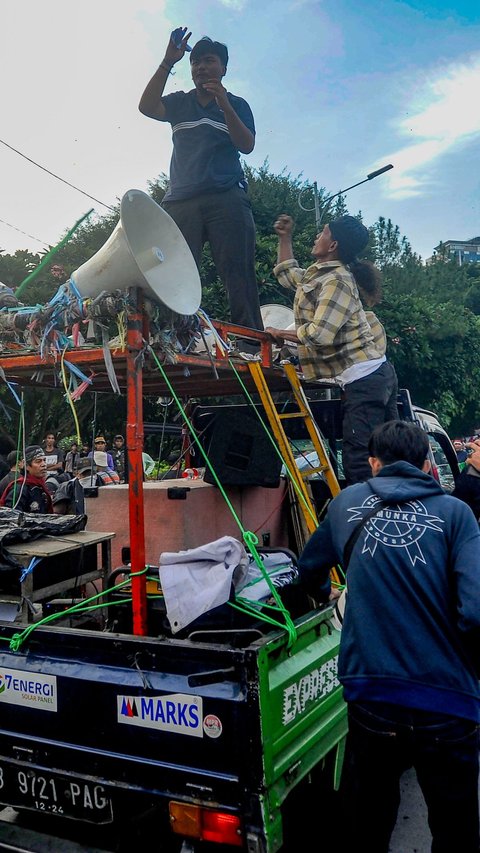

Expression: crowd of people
xmin=0 ymin=432 xmax=179 ymax=516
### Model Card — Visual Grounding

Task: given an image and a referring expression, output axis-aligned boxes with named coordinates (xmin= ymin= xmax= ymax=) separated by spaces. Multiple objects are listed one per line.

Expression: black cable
xmin=0 ymin=216 xmax=47 ymax=246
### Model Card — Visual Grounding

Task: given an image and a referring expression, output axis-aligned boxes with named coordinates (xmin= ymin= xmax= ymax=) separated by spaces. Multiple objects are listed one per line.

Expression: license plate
xmin=0 ymin=761 xmax=113 ymax=823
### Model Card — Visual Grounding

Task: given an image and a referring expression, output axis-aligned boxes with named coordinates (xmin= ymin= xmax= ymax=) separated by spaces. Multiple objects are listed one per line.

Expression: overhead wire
xmin=0 ymin=217 xmax=48 ymax=246
xmin=0 ymin=138 xmax=115 ymax=212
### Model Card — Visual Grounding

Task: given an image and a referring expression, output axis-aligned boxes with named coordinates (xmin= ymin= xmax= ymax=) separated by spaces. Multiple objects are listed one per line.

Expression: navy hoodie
xmin=298 ymin=461 xmax=480 ymax=722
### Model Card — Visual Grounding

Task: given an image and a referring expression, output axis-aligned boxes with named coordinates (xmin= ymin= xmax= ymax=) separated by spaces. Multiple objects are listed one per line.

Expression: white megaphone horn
xmin=71 ymin=189 xmax=202 ymax=315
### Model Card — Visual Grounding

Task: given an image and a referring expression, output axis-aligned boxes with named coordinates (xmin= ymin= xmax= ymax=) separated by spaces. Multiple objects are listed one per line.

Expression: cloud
xmin=217 ymin=0 xmax=248 ymax=9
xmin=375 ymin=55 xmax=480 ymax=199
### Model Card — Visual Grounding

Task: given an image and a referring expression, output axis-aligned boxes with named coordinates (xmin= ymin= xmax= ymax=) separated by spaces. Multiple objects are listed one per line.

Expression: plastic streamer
xmin=195 ymin=308 xmax=231 ymax=356
xmin=101 ymin=326 xmax=121 ymax=394
xmin=60 ymin=349 xmax=82 ymax=444
xmin=19 ymin=556 xmax=41 ymax=584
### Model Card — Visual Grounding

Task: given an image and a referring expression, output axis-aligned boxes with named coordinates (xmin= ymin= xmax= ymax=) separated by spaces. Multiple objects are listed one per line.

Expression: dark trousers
xmin=163 ymin=186 xmax=263 ymax=338
xmin=342 ymin=360 xmax=399 ymax=484
xmin=339 ymin=701 xmax=480 ymax=853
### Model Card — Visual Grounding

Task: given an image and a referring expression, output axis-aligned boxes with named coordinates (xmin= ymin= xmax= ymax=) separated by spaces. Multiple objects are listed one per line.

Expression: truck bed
xmin=0 ymin=605 xmax=345 ymax=852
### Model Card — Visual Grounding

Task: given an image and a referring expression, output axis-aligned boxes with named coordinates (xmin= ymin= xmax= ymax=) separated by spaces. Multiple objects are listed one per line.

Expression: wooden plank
xmin=6 ymin=531 xmax=115 ymax=561
xmin=6 ymin=538 xmax=85 ymax=559
xmin=54 ymin=531 xmax=115 ymax=546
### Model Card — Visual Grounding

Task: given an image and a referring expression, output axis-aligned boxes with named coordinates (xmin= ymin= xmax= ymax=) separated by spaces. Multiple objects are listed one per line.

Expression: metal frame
xmin=1 ymin=292 xmax=341 ymax=636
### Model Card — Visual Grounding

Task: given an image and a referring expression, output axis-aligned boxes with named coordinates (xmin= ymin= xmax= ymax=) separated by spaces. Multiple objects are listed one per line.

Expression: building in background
xmin=428 ymin=237 xmax=480 ymax=266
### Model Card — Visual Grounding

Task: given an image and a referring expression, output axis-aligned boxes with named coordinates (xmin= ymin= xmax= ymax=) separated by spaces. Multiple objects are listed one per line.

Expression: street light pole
xmin=299 ymin=164 xmax=394 ymax=230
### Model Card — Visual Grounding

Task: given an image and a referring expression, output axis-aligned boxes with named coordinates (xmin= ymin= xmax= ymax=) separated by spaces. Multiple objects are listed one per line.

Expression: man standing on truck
xmin=0 ymin=445 xmax=54 ymax=513
xmin=265 ymin=214 xmax=398 ymax=484
xmin=297 ymin=420 xmax=480 ymax=853
xmin=139 ymin=27 xmax=264 ymax=350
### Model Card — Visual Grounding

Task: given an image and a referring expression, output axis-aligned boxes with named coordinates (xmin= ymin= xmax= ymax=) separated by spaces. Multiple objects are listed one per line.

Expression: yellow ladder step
xmin=247 ymin=362 xmax=341 ymax=538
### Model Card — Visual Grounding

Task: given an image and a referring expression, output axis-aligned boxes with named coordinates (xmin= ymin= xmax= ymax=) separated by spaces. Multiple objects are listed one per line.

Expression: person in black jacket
xmin=298 ymin=420 xmax=480 ymax=853
xmin=0 ymin=445 xmax=53 ymax=513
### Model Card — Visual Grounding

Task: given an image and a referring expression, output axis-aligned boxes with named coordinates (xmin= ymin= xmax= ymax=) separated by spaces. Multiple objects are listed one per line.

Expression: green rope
xmin=148 ymin=348 xmax=297 ymax=647
xmin=7 ymin=568 xmax=149 ymax=651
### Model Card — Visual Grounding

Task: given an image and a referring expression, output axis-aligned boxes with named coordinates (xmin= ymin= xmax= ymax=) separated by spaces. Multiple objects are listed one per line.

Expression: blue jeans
xmin=339 ymin=701 xmax=479 ymax=853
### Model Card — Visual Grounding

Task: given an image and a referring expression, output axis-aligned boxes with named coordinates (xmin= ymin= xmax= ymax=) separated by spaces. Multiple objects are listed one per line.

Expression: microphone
xmin=367 ymin=164 xmax=394 ymax=180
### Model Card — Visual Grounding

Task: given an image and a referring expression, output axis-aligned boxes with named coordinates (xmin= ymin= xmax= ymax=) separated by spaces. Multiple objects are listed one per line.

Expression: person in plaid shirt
xmin=265 ymin=214 xmax=398 ymax=484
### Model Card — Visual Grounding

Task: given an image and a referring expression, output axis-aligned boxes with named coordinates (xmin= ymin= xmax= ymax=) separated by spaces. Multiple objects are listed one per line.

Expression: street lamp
xmin=298 ymin=164 xmax=394 ymax=230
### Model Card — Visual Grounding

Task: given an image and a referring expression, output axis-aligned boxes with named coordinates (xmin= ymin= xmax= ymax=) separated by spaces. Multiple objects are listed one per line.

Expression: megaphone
xmin=71 ymin=189 xmax=202 ymax=315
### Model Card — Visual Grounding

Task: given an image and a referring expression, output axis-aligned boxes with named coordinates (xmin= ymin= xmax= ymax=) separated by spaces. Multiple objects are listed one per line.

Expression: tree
xmin=1 ymin=162 xmax=480 ymax=435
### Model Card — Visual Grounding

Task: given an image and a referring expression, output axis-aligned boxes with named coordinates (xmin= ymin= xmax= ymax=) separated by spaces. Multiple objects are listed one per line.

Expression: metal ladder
xmin=247 ymin=361 xmax=341 ymax=537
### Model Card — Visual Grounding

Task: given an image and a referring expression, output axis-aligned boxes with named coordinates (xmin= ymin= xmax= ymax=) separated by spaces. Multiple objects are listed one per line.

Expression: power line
xmin=0 ymin=138 xmax=115 ymax=211
xmin=0 ymin=217 xmax=48 ymax=246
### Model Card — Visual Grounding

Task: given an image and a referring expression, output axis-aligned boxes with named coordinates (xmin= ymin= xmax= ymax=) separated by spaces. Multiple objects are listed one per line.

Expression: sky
xmin=1 ymin=0 xmax=479 ymax=264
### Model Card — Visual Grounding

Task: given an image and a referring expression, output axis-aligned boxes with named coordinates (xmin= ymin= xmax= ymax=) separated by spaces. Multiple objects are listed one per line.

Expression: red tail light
xmin=169 ymin=801 xmax=243 ymax=847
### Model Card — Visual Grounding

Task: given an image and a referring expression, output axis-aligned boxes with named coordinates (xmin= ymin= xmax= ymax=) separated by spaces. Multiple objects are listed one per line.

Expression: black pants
xmin=339 ymin=701 xmax=480 ymax=853
xmin=163 ymin=186 xmax=263 ymax=340
xmin=342 ymin=360 xmax=399 ymax=485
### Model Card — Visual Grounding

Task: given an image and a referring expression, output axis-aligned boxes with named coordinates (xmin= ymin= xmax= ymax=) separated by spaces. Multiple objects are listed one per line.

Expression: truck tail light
xmin=169 ymin=801 xmax=243 ymax=846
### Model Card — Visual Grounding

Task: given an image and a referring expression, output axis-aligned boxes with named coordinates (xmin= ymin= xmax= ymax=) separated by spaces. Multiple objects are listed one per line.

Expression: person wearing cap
xmin=74 ymin=458 xmax=97 ymax=488
xmin=93 ymin=451 xmax=120 ymax=486
xmin=88 ymin=436 xmax=114 ymax=471
xmin=265 ymin=214 xmax=398 ymax=484
xmin=0 ymin=445 xmax=53 ymax=513
xmin=139 ymin=28 xmax=263 ymax=345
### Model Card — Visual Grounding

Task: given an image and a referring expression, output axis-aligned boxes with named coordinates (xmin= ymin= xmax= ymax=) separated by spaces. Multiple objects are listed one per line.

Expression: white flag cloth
xmin=159 ymin=536 xmax=249 ymax=633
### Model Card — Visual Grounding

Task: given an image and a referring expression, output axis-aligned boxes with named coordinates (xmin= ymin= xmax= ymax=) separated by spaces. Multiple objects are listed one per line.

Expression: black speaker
xmin=193 ymin=406 xmax=283 ymax=487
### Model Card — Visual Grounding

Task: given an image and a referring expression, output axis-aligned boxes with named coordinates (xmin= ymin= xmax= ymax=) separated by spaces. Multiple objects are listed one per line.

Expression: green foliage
xmin=372 ymin=216 xmax=419 ymax=269
xmin=2 ymin=162 xmax=480 ymax=436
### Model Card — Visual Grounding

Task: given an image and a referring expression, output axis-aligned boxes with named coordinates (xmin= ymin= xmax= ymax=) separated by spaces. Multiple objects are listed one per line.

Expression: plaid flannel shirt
xmin=364 ymin=310 xmax=387 ymax=356
xmin=273 ymin=259 xmax=383 ymax=380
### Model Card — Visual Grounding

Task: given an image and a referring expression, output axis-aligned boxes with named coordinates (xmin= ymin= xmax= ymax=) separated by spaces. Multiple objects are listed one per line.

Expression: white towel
xmin=159 ymin=536 xmax=249 ymax=633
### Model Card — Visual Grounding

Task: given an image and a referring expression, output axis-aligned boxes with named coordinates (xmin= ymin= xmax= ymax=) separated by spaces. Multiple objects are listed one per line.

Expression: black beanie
xmin=329 ymin=216 xmax=369 ymax=262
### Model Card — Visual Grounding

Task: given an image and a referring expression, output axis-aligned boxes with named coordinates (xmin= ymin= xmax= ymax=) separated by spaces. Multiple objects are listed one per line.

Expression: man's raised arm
xmin=139 ymin=26 xmax=191 ymax=121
